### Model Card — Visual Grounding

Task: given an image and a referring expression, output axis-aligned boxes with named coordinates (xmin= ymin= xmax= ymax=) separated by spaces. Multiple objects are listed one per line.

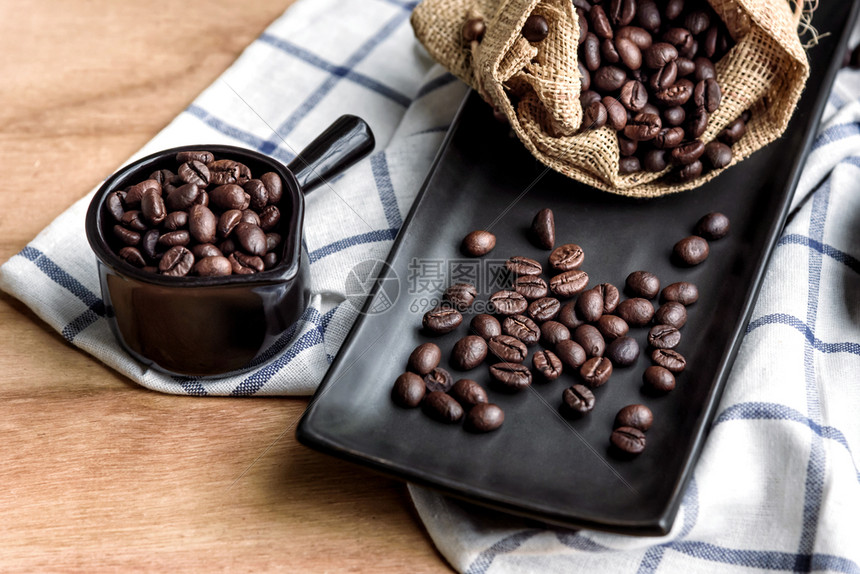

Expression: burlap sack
xmin=411 ymin=0 xmax=810 ymax=197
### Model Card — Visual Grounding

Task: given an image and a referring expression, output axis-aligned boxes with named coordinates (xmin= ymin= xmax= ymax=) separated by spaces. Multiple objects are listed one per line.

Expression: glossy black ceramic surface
xmin=297 ymin=4 xmax=858 ymax=536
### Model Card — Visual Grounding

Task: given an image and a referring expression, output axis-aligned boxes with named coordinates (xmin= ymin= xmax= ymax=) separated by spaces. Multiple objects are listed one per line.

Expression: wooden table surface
xmin=0 ymin=2 xmax=450 ymax=571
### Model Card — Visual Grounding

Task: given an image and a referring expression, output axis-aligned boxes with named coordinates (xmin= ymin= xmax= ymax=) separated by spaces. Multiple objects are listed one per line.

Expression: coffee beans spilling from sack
xmin=570 ymin=0 xmax=748 ymax=181
xmin=104 ymin=151 xmax=286 ymax=277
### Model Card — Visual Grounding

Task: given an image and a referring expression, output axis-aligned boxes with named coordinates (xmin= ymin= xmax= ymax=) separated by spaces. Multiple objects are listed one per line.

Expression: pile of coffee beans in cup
xmin=391 ymin=205 xmax=731 ymax=453
xmin=103 ymin=151 xmax=286 ymax=277
xmin=573 ymin=0 xmax=749 ymax=181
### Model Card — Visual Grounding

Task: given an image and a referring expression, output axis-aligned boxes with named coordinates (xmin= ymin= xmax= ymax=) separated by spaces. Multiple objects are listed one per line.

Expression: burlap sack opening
xmin=411 ymin=0 xmax=810 ymax=197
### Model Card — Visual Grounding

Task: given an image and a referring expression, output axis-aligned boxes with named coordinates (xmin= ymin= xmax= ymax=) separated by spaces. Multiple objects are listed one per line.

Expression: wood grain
xmin=0 ymin=2 xmax=449 ymax=571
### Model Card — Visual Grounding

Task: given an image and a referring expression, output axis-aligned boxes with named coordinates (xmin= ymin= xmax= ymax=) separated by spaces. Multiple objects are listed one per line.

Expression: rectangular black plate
xmin=297 ymin=3 xmax=859 ymax=536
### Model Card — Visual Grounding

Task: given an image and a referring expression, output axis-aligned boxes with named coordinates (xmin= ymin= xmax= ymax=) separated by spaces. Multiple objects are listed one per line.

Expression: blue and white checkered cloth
xmin=1 ymin=0 xmax=859 ymax=571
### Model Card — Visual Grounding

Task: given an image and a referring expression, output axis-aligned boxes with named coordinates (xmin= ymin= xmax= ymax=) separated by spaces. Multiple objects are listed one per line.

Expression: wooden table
xmin=0 ymin=2 xmax=449 ymax=571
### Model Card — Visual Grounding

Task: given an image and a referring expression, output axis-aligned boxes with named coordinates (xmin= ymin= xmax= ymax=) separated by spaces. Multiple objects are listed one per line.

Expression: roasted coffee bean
xmin=159 ymin=245 xmax=194 ymax=277
xmin=601 ymin=38 xmax=620 ymax=64
xmin=177 ymin=160 xmax=210 ymax=187
xmin=503 ymin=315 xmax=541 ymax=346
xmin=643 ymin=149 xmax=668 ymax=172
xmin=605 ymin=334 xmax=640 ymax=368
xmin=209 ymin=184 xmax=250 ymax=211
xmin=648 ymin=61 xmax=678 ymax=92
xmin=654 ymin=301 xmax=688 ymax=328
xmin=665 ymin=0 xmax=684 ymax=20
xmin=176 ymin=151 xmax=214 ymax=165
xmin=506 ymin=256 xmax=543 ymax=276
xmin=693 ymin=56 xmax=716 ymax=81
xmin=242 ymin=209 xmax=261 ymax=227
xmin=530 ymin=208 xmax=555 ymax=249
xmin=461 ymin=230 xmax=496 ymax=257
xmin=541 ymin=321 xmax=571 ymax=346
xmin=594 ymin=65 xmax=628 ymax=92
xmin=655 ymin=78 xmax=693 ymax=106
xmin=158 ymin=230 xmax=191 ymax=248
xmin=616 ymin=297 xmax=654 ymax=326
xmin=618 ymin=136 xmax=638 ymax=156
xmin=615 ymin=38 xmax=641 ymax=70
xmin=556 ymin=339 xmax=588 ymax=369
xmin=603 ymin=96 xmax=628 ymax=131
xmin=489 ymin=290 xmax=528 ymax=315
xmin=672 ymin=56 xmax=694 ymax=77
xmin=651 ymin=348 xmax=687 ymax=373
xmin=514 ymin=275 xmax=549 ymax=300
xmin=694 ymin=78 xmax=721 ymax=113
xmin=685 ymin=10 xmax=710 ymax=35
xmin=550 ymin=270 xmax=589 ymax=298
xmin=490 ymin=362 xmax=532 ymax=391
xmin=608 ymin=0 xmax=635 ymax=27
xmin=662 ymin=27 xmax=693 ymax=52
xmin=596 ymin=314 xmax=629 ymax=341
xmin=260 ymin=172 xmax=283 ymax=205
xmin=444 ymin=283 xmax=478 ymax=309
xmin=562 ymin=384 xmax=596 ymax=417
xmin=575 ymin=288 xmax=602 ymax=322
xmin=677 ymin=159 xmax=703 ymax=182
xmin=194 ymin=191 xmax=209 ymax=207
xmin=149 ymin=168 xmax=178 ymax=186
xmin=653 ymin=127 xmax=685 ymax=150
xmin=466 ymin=403 xmax=505 ymax=433
xmin=263 ymin=252 xmax=279 ymax=269
xmin=219 ymin=238 xmax=238 ymax=256
xmin=408 ymin=342 xmax=442 ymax=375
xmin=558 ymin=301 xmax=587 ymax=330
xmin=618 ymin=80 xmax=648 ymax=111
xmin=423 ymin=307 xmax=463 ymax=335
xmin=119 ymin=246 xmax=146 ymax=268
xmin=528 ymin=297 xmax=561 ymax=323
xmin=616 ymin=25 xmax=652 ymax=49
xmin=581 ymin=88 xmax=602 ymax=108
xmin=636 ymin=0 xmax=660 ymax=31
xmin=242 ymin=179 xmax=268 ymax=211
xmin=695 ymin=211 xmax=730 ymax=240
xmin=522 ymin=14 xmax=549 ymax=42
xmin=643 ymin=42 xmax=677 ymax=69
xmin=579 ymin=62 xmax=592 ymax=91
xmin=720 ymin=117 xmax=747 ymax=145
xmin=163 ymin=210 xmax=188 ymax=231
xmin=470 ymin=314 xmax=502 ymax=340
xmin=615 ymin=404 xmax=653 ymax=431
xmin=451 ymin=336 xmax=489 ymax=370
xmin=463 ymin=17 xmax=486 ymax=42
xmin=265 ymin=233 xmax=282 ymax=253
xmin=549 ymin=243 xmax=585 ymax=272
xmin=625 ymin=270 xmax=660 ymax=299
xmin=217 ymin=209 xmax=243 ymax=238
xmin=584 ymin=32 xmax=602 ymax=71
xmin=643 ymin=365 xmax=676 ymax=393
xmin=663 ymin=105 xmax=686 ymax=126
xmin=106 ymin=191 xmax=126 ymax=222
xmin=423 ymin=367 xmax=455 ymax=393
xmin=619 ymin=156 xmax=641 ymax=175
xmin=259 ymin=205 xmax=281 ymax=231
xmin=673 ymin=235 xmax=709 ymax=265
xmin=580 ymin=356 xmax=612 ymax=387
xmin=589 ymin=5 xmax=613 ymax=39
xmin=392 ymin=372 xmax=426 ymax=408
xmin=648 ymin=324 xmax=681 ymax=349
xmin=686 ymin=106 xmax=709 ymax=139
xmin=573 ymin=324 xmax=605 ymax=358
xmin=533 ymin=349 xmax=563 ymax=381
xmin=194 ymin=255 xmax=232 ymax=277
xmin=423 ymin=391 xmax=464 ymax=422
xmin=583 ymin=100 xmax=608 ymax=130
xmin=124 ymin=179 xmax=160 ymax=208
xmin=120 ymin=210 xmax=148 ymax=233
xmin=671 ymin=140 xmax=705 ymax=165
xmin=487 ymin=335 xmax=528 ymax=363
xmin=611 ymin=426 xmax=646 ymax=455
xmin=704 ymin=141 xmax=733 ymax=169
xmin=207 ymin=159 xmax=251 ymax=186
xmin=141 ymin=229 xmax=160 ymax=260
xmin=450 ymin=379 xmax=488 ymax=409
xmin=234 ymin=222 xmax=267 ymax=256
xmin=595 ymin=283 xmax=620 ymax=313
xmin=624 ymin=112 xmax=662 ymax=141
xmin=229 ymin=252 xmax=264 ymax=274
xmin=187 ymin=204 xmax=217 ymax=244
xmin=140 ymin=188 xmax=167 ymax=227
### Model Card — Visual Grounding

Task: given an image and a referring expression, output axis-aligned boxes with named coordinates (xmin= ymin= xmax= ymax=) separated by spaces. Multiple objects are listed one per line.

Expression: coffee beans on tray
xmin=105 ymin=151 xmax=286 ymax=277
xmin=573 ymin=0 xmax=751 ymax=182
xmin=391 ymin=206 xmax=730 ymax=449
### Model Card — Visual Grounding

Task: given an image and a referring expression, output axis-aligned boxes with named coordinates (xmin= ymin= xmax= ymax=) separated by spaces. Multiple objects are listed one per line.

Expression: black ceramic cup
xmin=85 ymin=115 xmax=374 ymax=377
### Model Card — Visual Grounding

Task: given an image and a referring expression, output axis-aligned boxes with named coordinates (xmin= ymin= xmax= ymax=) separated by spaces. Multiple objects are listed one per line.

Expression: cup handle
xmin=287 ymin=115 xmax=375 ymax=194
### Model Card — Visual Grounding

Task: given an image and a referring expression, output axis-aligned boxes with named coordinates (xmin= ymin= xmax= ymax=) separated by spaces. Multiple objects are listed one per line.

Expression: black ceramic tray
xmin=297 ymin=3 xmax=859 ymax=536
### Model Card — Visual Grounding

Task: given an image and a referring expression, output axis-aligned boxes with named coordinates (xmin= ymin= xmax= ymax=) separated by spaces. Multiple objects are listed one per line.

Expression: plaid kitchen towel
xmin=1 ymin=0 xmax=859 ymax=572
